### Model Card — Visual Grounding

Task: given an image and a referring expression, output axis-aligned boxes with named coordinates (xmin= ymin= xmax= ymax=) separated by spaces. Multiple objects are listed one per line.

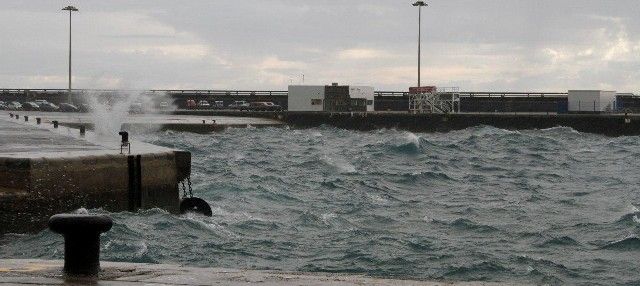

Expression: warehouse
xmin=288 ymin=83 xmax=374 ymax=112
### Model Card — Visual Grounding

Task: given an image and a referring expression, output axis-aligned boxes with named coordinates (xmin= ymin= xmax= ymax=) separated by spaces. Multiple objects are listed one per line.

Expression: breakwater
xmin=173 ymin=110 xmax=640 ymax=136
xmin=283 ymin=112 xmax=640 ymax=136
xmin=0 ymin=115 xmax=191 ymax=233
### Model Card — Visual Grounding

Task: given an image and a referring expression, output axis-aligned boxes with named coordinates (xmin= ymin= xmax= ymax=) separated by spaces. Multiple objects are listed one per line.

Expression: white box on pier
xmin=568 ymin=90 xmax=616 ymax=112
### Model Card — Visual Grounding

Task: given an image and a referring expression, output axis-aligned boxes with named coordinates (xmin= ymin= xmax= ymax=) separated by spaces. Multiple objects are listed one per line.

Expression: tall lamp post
xmin=412 ymin=1 xmax=427 ymax=88
xmin=62 ymin=5 xmax=78 ymax=104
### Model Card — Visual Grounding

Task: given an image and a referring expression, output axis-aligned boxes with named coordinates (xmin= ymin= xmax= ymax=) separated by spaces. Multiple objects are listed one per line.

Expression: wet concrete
xmin=0 ymin=259 xmax=520 ymax=285
xmin=3 ymin=111 xmax=283 ymax=133
xmin=0 ymin=117 xmax=190 ymax=233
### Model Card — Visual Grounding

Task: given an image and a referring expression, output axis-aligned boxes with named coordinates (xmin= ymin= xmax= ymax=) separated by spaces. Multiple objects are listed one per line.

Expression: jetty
xmin=0 ymin=114 xmax=191 ymax=233
xmin=7 ymin=111 xmax=284 ymax=133
xmin=0 ymin=259 xmax=517 ymax=286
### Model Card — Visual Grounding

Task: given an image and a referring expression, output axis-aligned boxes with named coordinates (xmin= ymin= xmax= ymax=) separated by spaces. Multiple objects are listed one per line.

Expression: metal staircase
xmin=409 ymin=87 xmax=460 ymax=114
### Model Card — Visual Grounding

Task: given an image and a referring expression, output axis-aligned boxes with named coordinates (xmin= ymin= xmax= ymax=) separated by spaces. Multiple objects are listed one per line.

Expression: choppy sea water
xmin=2 ymin=126 xmax=640 ymax=285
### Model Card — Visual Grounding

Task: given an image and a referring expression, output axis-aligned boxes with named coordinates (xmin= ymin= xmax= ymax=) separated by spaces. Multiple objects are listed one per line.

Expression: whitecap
xmin=321 ymin=155 xmax=357 ymax=174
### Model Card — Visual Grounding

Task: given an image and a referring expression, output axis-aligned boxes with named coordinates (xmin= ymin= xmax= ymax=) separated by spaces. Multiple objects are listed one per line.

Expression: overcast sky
xmin=1 ymin=0 xmax=639 ymax=92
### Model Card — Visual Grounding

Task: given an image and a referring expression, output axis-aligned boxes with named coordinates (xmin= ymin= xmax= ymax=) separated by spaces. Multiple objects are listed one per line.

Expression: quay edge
xmin=174 ymin=110 xmax=640 ymax=136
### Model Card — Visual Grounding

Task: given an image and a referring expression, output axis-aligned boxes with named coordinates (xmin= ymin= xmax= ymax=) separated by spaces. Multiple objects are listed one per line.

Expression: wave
xmin=320 ymin=155 xmax=357 ymax=174
xmin=601 ymin=236 xmax=640 ymax=250
xmin=432 ymin=218 xmax=499 ymax=233
xmin=615 ymin=205 xmax=640 ymax=225
xmin=443 ymin=261 xmax=510 ymax=279
xmin=536 ymin=236 xmax=581 ymax=247
xmin=390 ymin=132 xmax=424 ymax=154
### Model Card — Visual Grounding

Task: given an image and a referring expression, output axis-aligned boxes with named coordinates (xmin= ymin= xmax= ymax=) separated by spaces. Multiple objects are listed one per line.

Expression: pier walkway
xmin=0 ymin=259 xmax=518 ymax=286
xmin=0 ymin=116 xmax=191 ymax=233
xmin=2 ymin=111 xmax=284 ymax=133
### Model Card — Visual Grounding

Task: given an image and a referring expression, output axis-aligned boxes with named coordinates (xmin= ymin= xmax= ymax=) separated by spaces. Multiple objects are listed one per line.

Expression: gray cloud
xmin=0 ymin=0 xmax=638 ymax=92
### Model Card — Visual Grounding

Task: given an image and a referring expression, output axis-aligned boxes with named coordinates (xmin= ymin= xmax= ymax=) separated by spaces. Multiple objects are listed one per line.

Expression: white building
xmin=568 ymin=90 xmax=617 ymax=113
xmin=348 ymin=86 xmax=375 ymax=112
xmin=288 ymin=84 xmax=374 ymax=112
xmin=288 ymin=85 xmax=325 ymax=112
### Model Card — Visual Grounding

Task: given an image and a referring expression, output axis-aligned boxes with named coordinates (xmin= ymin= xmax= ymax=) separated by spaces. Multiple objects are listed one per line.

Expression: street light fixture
xmin=412 ymin=1 xmax=427 ymax=88
xmin=62 ymin=5 xmax=78 ymax=104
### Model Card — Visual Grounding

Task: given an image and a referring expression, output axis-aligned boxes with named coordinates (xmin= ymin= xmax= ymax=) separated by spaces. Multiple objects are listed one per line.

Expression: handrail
xmin=0 ymin=88 xmax=570 ymax=98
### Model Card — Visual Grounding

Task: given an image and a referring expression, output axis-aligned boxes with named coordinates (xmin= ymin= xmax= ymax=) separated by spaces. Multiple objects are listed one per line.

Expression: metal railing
xmin=376 ymin=91 xmax=568 ymax=98
xmin=0 ymin=89 xmax=288 ymax=97
xmin=1 ymin=88 xmax=567 ymax=98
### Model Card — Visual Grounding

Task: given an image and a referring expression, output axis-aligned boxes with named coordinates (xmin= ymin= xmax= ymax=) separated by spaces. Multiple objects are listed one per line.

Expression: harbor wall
xmin=0 ymin=151 xmax=190 ymax=233
xmin=281 ymin=112 xmax=640 ymax=136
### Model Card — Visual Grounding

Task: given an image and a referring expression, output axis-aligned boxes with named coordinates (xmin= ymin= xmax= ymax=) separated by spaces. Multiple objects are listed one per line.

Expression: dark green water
xmin=2 ymin=126 xmax=639 ymax=285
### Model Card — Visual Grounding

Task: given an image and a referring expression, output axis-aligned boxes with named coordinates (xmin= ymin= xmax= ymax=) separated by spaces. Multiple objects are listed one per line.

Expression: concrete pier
xmin=172 ymin=110 xmax=640 ymax=136
xmin=0 ymin=117 xmax=191 ymax=234
xmin=0 ymin=259 xmax=517 ymax=285
xmin=282 ymin=111 xmax=640 ymax=136
xmin=5 ymin=111 xmax=284 ymax=133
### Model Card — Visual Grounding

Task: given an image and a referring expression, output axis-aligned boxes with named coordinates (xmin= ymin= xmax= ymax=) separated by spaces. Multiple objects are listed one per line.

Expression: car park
xmin=186 ymin=99 xmax=197 ymax=109
xmin=249 ymin=102 xmax=282 ymax=111
xmin=58 ymin=103 xmax=79 ymax=112
xmin=22 ymin=102 xmax=40 ymax=111
xmin=78 ymin=103 xmax=92 ymax=113
xmin=228 ymin=101 xmax=249 ymax=110
xmin=7 ymin=102 xmax=23 ymax=110
xmin=39 ymin=102 xmax=59 ymax=112
xmin=263 ymin=102 xmax=282 ymax=111
xmin=197 ymin=100 xmax=211 ymax=109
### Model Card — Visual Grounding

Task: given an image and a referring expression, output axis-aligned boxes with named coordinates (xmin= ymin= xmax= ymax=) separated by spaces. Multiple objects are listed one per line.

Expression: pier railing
xmin=2 ymin=89 xmax=567 ymax=98
xmin=375 ymin=91 xmax=568 ymax=98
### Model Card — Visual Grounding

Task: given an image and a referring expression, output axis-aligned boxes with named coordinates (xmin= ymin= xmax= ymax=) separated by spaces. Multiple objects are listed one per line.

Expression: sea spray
xmin=84 ymin=90 xmax=168 ymax=138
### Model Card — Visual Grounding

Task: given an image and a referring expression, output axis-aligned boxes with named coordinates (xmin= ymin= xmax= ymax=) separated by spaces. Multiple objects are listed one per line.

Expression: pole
xmin=68 ymin=10 xmax=72 ymax=104
xmin=417 ymin=6 xmax=421 ymax=88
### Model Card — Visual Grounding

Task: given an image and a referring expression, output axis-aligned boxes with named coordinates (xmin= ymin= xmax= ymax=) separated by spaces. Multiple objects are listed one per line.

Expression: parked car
xmin=0 ymin=102 xmax=7 ymax=110
xmin=263 ymin=102 xmax=283 ymax=111
xmin=39 ymin=102 xmax=59 ymax=112
xmin=214 ymin=101 xmax=224 ymax=109
xmin=22 ymin=102 xmax=40 ymax=111
xmin=78 ymin=103 xmax=92 ymax=113
xmin=129 ymin=102 xmax=144 ymax=114
xmin=7 ymin=102 xmax=23 ymax=110
xmin=228 ymin=101 xmax=249 ymax=110
xmin=34 ymin=99 xmax=49 ymax=105
xmin=59 ymin=103 xmax=79 ymax=112
xmin=197 ymin=100 xmax=211 ymax=109
xmin=186 ymin=99 xmax=197 ymax=109
xmin=159 ymin=101 xmax=169 ymax=110
xmin=249 ymin=102 xmax=282 ymax=111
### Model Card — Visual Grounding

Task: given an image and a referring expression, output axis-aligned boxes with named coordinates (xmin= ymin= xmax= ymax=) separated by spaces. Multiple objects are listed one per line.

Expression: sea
xmin=1 ymin=125 xmax=639 ymax=285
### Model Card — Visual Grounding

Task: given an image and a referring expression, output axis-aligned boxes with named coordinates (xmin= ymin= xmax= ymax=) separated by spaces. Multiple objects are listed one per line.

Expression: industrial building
xmin=288 ymin=83 xmax=374 ymax=112
xmin=568 ymin=90 xmax=617 ymax=113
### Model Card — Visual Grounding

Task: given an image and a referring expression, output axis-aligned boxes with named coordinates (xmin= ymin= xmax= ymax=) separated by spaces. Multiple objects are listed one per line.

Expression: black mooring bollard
xmin=202 ymin=120 xmax=206 ymax=124
xmin=80 ymin=125 xmax=86 ymax=136
xmin=48 ymin=214 xmax=113 ymax=276
xmin=9 ymin=113 xmax=13 ymax=118
xmin=52 ymin=120 xmax=59 ymax=128
xmin=24 ymin=116 xmax=28 ymax=122
xmin=15 ymin=115 xmax=19 ymax=120
xmin=36 ymin=118 xmax=41 ymax=124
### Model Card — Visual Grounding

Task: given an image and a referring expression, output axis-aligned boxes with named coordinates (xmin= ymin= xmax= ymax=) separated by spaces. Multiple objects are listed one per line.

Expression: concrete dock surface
xmin=0 ymin=116 xmax=190 ymax=233
xmin=0 ymin=259 xmax=519 ymax=286
xmin=0 ymin=115 xmax=175 ymax=158
xmin=2 ymin=111 xmax=284 ymax=132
